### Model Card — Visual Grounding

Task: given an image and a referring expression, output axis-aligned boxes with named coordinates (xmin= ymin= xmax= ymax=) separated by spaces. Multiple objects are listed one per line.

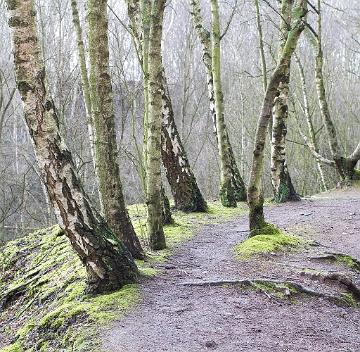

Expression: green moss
xmin=0 ymin=225 xmax=139 ymax=352
xmin=136 ymin=260 xmax=158 ymax=277
xmin=353 ymin=169 xmax=360 ymax=180
xmin=335 ymin=254 xmax=360 ymax=272
xmin=340 ymin=293 xmax=358 ymax=307
xmin=219 ymin=183 xmax=237 ymax=208
xmin=87 ymin=284 xmax=139 ymax=323
xmin=16 ymin=321 xmax=35 ymax=339
xmin=0 ymin=342 xmax=24 ymax=352
xmin=351 ymin=176 xmax=360 ymax=188
xmin=253 ymin=281 xmax=278 ymax=293
xmin=234 ymin=225 xmax=302 ymax=259
xmin=252 ymin=281 xmax=295 ymax=299
xmin=274 ymin=181 xmax=290 ymax=203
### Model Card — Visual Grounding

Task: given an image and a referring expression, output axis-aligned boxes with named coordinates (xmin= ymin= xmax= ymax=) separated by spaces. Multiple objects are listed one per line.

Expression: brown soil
xmin=103 ymin=188 xmax=360 ymax=352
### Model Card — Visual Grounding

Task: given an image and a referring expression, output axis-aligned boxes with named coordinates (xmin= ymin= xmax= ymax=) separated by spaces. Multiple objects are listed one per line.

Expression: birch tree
xmin=270 ymin=0 xmax=300 ymax=203
xmin=248 ymin=0 xmax=307 ymax=233
xmin=87 ymin=0 xmax=144 ymax=259
xmin=294 ymin=53 xmax=328 ymax=191
xmin=127 ymin=0 xmax=207 ymax=213
xmin=6 ymin=0 xmax=138 ymax=293
xmin=190 ymin=0 xmax=246 ymax=207
xmin=146 ymin=0 xmax=167 ymax=250
xmin=302 ymin=0 xmax=360 ymax=181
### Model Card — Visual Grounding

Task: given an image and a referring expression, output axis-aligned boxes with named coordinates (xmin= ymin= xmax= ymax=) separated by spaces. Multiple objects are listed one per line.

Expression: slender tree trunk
xmin=70 ymin=0 xmax=103 ymax=210
xmin=87 ymin=0 xmax=144 ymax=259
xmin=308 ymin=0 xmax=360 ymax=181
xmin=146 ymin=0 xmax=167 ymax=250
xmin=127 ymin=0 xmax=172 ymax=222
xmin=190 ymin=0 xmax=246 ymax=205
xmin=314 ymin=0 xmax=342 ymax=164
xmin=6 ymin=0 xmax=138 ymax=293
xmin=270 ymin=0 xmax=300 ymax=203
xmin=294 ymin=53 xmax=328 ymax=191
xmin=210 ymin=0 xmax=240 ymax=207
xmin=248 ymin=0 xmax=307 ymax=233
xmin=254 ymin=0 xmax=267 ymax=93
xmin=127 ymin=0 xmax=206 ymax=213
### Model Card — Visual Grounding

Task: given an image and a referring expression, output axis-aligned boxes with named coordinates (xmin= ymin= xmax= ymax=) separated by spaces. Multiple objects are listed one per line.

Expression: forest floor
xmin=103 ymin=186 xmax=360 ymax=352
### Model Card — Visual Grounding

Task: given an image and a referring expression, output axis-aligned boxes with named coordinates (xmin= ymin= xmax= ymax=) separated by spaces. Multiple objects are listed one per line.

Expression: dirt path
xmin=103 ymin=190 xmax=360 ymax=352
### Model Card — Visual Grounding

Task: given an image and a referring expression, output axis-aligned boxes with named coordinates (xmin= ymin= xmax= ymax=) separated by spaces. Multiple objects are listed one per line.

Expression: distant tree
xmin=87 ymin=0 xmax=144 ymax=259
xmin=248 ymin=0 xmax=307 ymax=233
xmin=70 ymin=0 xmax=101 ymax=205
xmin=302 ymin=0 xmax=360 ymax=181
xmin=6 ymin=0 xmax=138 ymax=293
xmin=294 ymin=53 xmax=328 ymax=191
xmin=190 ymin=0 xmax=246 ymax=207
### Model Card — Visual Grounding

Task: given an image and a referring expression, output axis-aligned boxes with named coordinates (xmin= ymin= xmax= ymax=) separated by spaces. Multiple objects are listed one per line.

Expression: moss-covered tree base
xmin=219 ymin=182 xmax=237 ymax=208
xmin=248 ymin=198 xmax=267 ymax=236
xmin=235 ymin=224 xmax=303 ymax=258
xmin=273 ymin=170 xmax=301 ymax=203
xmin=0 ymin=227 xmax=140 ymax=352
xmin=176 ymin=187 xmax=208 ymax=213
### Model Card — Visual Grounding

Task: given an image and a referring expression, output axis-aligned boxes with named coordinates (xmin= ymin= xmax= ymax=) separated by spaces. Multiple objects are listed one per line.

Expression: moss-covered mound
xmin=234 ymin=224 xmax=303 ymax=259
xmin=0 ymin=201 xmax=245 ymax=351
xmin=0 ymin=226 xmax=140 ymax=351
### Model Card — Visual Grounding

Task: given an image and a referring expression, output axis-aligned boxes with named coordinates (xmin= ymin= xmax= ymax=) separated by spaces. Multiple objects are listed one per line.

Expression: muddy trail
xmin=103 ymin=189 xmax=360 ymax=352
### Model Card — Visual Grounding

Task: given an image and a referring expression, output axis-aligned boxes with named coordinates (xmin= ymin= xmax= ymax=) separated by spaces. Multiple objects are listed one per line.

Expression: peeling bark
xmin=160 ymin=72 xmax=207 ymax=212
xmin=87 ymin=0 xmax=144 ymax=259
xmin=6 ymin=0 xmax=138 ymax=293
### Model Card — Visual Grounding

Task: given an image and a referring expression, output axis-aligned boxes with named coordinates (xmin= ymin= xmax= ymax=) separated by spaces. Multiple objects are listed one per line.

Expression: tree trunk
xmin=6 ymin=0 xmax=138 ymax=293
xmin=294 ymin=53 xmax=328 ymax=191
xmin=308 ymin=0 xmax=360 ymax=182
xmin=313 ymin=0 xmax=344 ymax=178
xmin=126 ymin=0 xmax=173 ymax=223
xmin=87 ymin=0 xmax=144 ymax=259
xmin=271 ymin=0 xmax=300 ymax=203
xmin=161 ymin=186 xmax=173 ymax=224
xmin=70 ymin=0 xmax=103 ymax=211
xmin=190 ymin=0 xmax=246 ymax=205
xmin=160 ymin=72 xmax=208 ymax=212
xmin=127 ymin=0 xmax=206 ymax=213
xmin=146 ymin=0 xmax=167 ymax=250
xmin=210 ymin=0 xmax=239 ymax=207
xmin=248 ymin=0 xmax=307 ymax=233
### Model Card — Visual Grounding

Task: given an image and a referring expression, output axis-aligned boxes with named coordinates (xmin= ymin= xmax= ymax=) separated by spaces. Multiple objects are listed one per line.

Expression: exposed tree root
xmin=179 ymin=277 xmax=360 ymax=306
xmin=309 ymin=252 xmax=360 ymax=272
xmin=300 ymin=271 xmax=360 ymax=301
